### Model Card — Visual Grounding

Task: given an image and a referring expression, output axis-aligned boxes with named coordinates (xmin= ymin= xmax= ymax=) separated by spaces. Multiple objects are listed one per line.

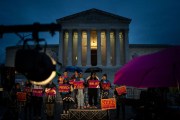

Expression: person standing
xmin=71 ymin=70 xmax=80 ymax=108
xmin=24 ymin=80 xmax=33 ymax=120
xmin=44 ymin=81 xmax=56 ymax=120
xmin=76 ymin=72 xmax=85 ymax=109
xmin=86 ymin=72 xmax=99 ymax=108
xmin=100 ymin=74 xmax=111 ymax=99
xmin=10 ymin=83 xmax=22 ymax=120
xmin=32 ymin=84 xmax=43 ymax=120
xmin=114 ymin=85 xmax=126 ymax=120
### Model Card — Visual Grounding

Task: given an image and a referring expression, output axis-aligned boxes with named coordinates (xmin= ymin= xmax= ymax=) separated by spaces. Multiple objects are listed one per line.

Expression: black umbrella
xmin=84 ymin=67 xmax=102 ymax=73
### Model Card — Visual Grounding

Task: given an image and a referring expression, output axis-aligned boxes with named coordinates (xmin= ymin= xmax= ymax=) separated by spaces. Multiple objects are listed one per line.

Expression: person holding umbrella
xmin=86 ymin=72 xmax=100 ymax=108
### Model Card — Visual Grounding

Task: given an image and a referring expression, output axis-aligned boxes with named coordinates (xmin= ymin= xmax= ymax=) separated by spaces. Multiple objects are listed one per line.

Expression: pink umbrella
xmin=114 ymin=46 xmax=180 ymax=88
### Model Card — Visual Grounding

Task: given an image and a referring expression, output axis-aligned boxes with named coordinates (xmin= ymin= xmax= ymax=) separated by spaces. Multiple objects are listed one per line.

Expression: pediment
xmin=57 ymin=8 xmax=131 ymax=24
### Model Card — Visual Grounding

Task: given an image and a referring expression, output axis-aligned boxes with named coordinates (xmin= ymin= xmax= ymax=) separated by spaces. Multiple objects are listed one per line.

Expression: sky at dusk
xmin=0 ymin=0 xmax=180 ymax=63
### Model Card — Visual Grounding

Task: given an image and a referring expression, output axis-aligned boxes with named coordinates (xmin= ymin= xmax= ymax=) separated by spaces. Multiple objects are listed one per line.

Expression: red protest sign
xmin=88 ymin=80 xmax=100 ymax=88
xmin=45 ymin=88 xmax=56 ymax=96
xmin=101 ymin=98 xmax=116 ymax=110
xmin=101 ymin=83 xmax=111 ymax=90
xmin=32 ymin=89 xmax=43 ymax=97
xmin=17 ymin=92 xmax=27 ymax=102
xmin=115 ymin=86 xmax=127 ymax=95
xmin=73 ymin=81 xmax=84 ymax=89
xmin=59 ymin=84 xmax=70 ymax=93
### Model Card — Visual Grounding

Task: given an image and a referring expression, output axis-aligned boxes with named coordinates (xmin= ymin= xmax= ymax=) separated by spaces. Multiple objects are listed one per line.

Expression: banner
xmin=88 ymin=80 xmax=100 ymax=88
xmin=101 ymin=83 xmax=111 ymax=90
xmin=73 ymin=81 xmax=84 ymax=89
xmin=17 ymin=92 xmax=27 ymax=101
xmin=32 ymin=89 xmax=43 ymax=97
xmin=115 ymin=86 xmax=127 ymax=95
xmin=59 ymin=84 xmax=70 ymax=93
xmin=101 ymin=98 xmax=116 ymax=110
xmin=45 ymin=88 xmax=56 ymax=96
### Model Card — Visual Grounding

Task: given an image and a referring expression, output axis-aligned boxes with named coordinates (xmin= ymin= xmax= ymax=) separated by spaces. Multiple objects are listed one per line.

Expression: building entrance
xmin=91 ymin=49 xmax=97 ymax=66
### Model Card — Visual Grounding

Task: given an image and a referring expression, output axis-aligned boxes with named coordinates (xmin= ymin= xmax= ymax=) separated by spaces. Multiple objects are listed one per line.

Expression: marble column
xmin=67 ymin=30 xmax=72 ymax=66
xmin=77 ymin=30 xmax=82 ymax=66
xmin=58 ymin=30 xmax=63 ymax=65
xmin=124 ymin=29 xmax=129 ymax=63
xmin=97 ymin=30 xmax=102 ymax=66
xmin=106 ymin=30 xmax=111 ymax=66
xmin=115 ymin=30 xmax=121 ymax=66
xmin=86 ymin=30 xmax=91 ymax=66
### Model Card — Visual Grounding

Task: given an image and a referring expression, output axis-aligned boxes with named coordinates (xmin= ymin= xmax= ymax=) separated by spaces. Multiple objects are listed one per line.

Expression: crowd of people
xmin=58 ymin=70 xmax=112 ymax=113
xmin=10 ymin=70 xmax=116 ymax=120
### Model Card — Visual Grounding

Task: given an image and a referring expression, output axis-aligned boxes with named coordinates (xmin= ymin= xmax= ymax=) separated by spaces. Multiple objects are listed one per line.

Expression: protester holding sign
xmin=10 ymin=83 xmax=22 ymax=120
xmin=24 ymin=80 xmax=32 ymax=120
xmin=44 ymin=81 xmax=56 ymax=120
xmin=11 ymin=83 xmax=21 ymax=104
xmin=114 ymin=85 xmax=126 ymax=120
xmin=87 ymin=72 xmax=100 ymax=108
xmin=100 ymin=74 xmax=111 ymax=99
xmin=60 ymin=75 xmax=72 ymax=114
xmin=71 ymin=70 xmax=80 ymax=108
xmin=32 ymin=84 xmax=43 ymax=120
xmin=75 ymin=72 xmax=85 ymax=109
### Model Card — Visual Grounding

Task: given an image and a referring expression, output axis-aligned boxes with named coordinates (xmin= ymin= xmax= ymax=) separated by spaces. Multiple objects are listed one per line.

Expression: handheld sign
xmin=88 ymin=80 xmax=100 ymax=88
xmin=102 ymin=82 xmax=111 ymax=90
xmin=73 ymin=81 xmax=84 ymax=89
xmin=59 ymin=84 xmax=70 ymax=93
xmin=101 ymin=98 xmax=116 ymax=110
xmin=17 ymin=92 xmax=27 ymax=102
xmin=32 ymin=89 xmax=43 ymax=97
xmin=115 ymin=86 xmax=127 ymax=95
xmin=45 ymin=88 xmax=56 ymax=96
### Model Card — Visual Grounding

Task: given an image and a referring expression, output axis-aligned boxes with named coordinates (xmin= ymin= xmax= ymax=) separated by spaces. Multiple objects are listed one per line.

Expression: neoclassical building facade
xmin=5 ymin=9 xmax=170 ymax=69
xmin=56 ymin=8 xmax=131 ymax=67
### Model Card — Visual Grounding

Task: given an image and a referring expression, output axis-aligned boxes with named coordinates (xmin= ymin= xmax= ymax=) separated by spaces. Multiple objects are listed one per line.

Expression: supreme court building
xmin=57 ymin=8 xmax=131 ymax=67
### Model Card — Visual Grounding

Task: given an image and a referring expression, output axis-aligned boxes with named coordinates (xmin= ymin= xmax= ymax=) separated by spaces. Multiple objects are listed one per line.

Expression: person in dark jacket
xmin=10 ymin=83 xmax=22 ymax=120
xmin=24 ymin=80 xmax=32 ymax=120
xmin=86 ymin=72 xmax=99 ymax=108
xmin=61 ymin=76 xmax=74 ymax=114
xmin=44 ymin=81 xmax=56 ymax=120
xmin=32 ymin=84 xmax=43 ymax=120
xmin=100 ymin=74 xmax=111 ymax=99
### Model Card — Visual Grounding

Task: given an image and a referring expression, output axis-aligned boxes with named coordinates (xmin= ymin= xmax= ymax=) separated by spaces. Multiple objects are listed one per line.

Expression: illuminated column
xmin=115 ymin=30 xmax=121 ymax=66
xmin=58 ymin=30 xmax=63 ymax=65
xmin=67 ymin=30 xmax=72 ymax=66
xmin=86 ymin=30 xmax=91 ymax=66
xmin=97 ymin=30 xmax=102 ymax=66
xmin=124 ymin=29 xmax=129 ymax=63
xmin=106 ymin=30 xmax=111 ymax=66
xmin=77 ymin=30 xmax=82 ymax=66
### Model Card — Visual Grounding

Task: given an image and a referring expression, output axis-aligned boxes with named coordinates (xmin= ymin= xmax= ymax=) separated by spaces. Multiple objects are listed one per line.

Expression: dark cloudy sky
xmin=0 ymin=0 xmax=180 ymax=63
